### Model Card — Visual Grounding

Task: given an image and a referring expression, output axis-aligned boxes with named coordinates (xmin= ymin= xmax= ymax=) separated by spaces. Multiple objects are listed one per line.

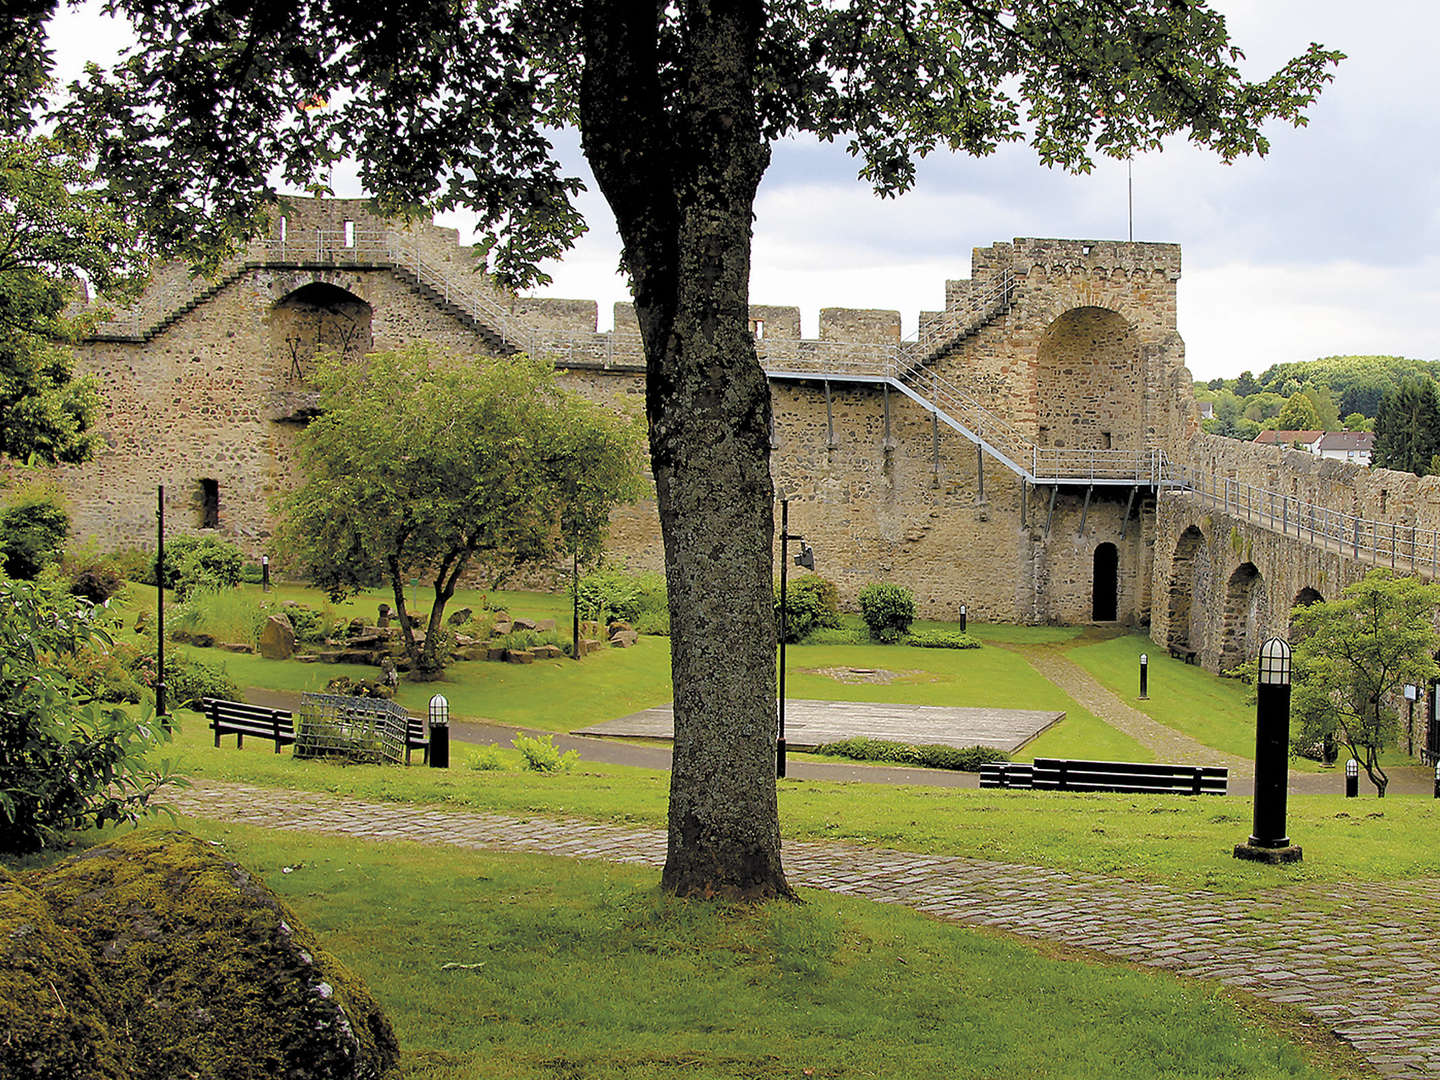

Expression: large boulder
xmin=0 ymin=867 xmax=127 ymax=1080
xmin=20 ymin=827 xmax=399 ymax=1080
xmin=258 ymin=614 xmax=297 ymax=660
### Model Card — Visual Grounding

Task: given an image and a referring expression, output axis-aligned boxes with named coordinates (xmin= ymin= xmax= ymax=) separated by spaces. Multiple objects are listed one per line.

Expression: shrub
xmin=857 ymin=582 xmax=916 ymax=643
xmin=283 ymin=603 xmax=329 ymax=643
xmin=59 ymin=538 xmax=128 ymax=603
xmin=52 ymin=638 xmax=151 ymax=705
xmin=468 ymin=744 xmax=507 ymax=771
xmin=774 ymin=574 xmax=842 ymax=643
xmin=511 ymin=733 xmax=579 ymax=773
xmin=0 ymin=578 xmax=177 ymax=852
xmin=323 ymin=675 xmax=394 ymax=699
xmin=816 ymin=737 xmax=1008 ymax=771
xmin=162 ymin=653 xmax=240 ymax=710
xmin=109 ymin=546 xmax=155 ymax=584
xmin=0 ymin=483 xmax=69 ymax=579
xmin=239 ymin=562 xmax=265 ymax=584
xmin=492 ymin=628 xmax=562 ymax=652
xmin=161 ymin=535 xmax=244 ymax=600
xmin=171 ymin=587 xmax=269 ymax=647
xmin=573 ymin=567 xmax=669 ymax=633
xmin=906 ymin=629 xmax=981 ymax=650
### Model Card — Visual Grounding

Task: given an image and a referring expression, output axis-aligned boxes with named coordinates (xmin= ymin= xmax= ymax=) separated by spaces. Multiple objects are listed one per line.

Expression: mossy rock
xmin=0 ymin=866 xmax=128 ymax=1080
xmin=28 ymin=827 xmax=399 ymax=1080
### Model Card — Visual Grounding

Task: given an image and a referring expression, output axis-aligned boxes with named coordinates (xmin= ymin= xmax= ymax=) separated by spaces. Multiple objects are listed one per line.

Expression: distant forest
xmin=1194 ymin=355 xmax=1440 ymax=442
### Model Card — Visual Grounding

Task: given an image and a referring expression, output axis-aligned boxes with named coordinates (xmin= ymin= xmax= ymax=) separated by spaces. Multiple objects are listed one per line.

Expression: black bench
xmin=1167 ymin=646 xmax=1198 ymax=665
xmin=978 ymin=762 xmax=1035 ymax=789
xmin=204 ymin=697 xmax=295 ymax=753
xmin=405 ymin=715 xmax=429 ymax=765
xmin=981 ymin=758 xmax=1226 ymax=795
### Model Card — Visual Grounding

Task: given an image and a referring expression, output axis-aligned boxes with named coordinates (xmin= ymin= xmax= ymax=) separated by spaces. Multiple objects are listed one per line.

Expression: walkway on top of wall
xmin=174 ymin=779 xmax=1440 ymax=1080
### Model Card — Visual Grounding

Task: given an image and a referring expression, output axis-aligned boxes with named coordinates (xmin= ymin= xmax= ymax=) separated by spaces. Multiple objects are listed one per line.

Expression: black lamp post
xmin=428 ymin=694 xmax=450 ymax=769
xmin=1345 ymin=758 xmax=1359 ymax=798
xmin=261 ymin=553 xmax=271 ymax=592
xmin=1235 ymin=637 xmax=1302 ymax=863
xmin=959 ymin=604 xmax=967 ymax=634
xmin=1139 ymin=653 xmax=1149 ymax=700
xmin=155 ymin=485 xmax=169 ymax=730
xmin=776 ymin=497 xmax=814 ymax=780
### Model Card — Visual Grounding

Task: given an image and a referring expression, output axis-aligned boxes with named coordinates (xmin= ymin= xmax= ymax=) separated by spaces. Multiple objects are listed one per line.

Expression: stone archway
xmin=1035 ymin=306 xmax=1143 ymax=451
xmin=1289 ymin=586 xmax=1325 ymax=641
xmin=1167 ymin=526 xmax=1206 ymax=655
xmin=268 ymin=281 xmax=374 ymax=383
xmin=1219 ymin=562 xmax=1268 ymax=672
xmin=1092 ymin=542 xmax=1118 ymax=621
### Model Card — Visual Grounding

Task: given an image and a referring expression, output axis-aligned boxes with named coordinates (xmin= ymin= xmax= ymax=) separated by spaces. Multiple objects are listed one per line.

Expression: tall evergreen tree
xmin=1373 ymin=377 xmax=1440 ymax=475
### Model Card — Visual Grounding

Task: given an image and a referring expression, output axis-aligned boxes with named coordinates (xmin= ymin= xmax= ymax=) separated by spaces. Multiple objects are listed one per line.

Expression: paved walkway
xmin=176 ymin=780 xmax=1440 ymax=1079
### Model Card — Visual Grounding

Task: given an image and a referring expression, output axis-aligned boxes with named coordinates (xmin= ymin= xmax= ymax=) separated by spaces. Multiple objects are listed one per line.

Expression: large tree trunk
xmin=580 ymin=0 xmax=790 ymax=898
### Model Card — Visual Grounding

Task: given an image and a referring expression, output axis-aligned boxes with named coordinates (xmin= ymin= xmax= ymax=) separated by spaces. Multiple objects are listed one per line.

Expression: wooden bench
xmin=1033 ymin=757 xmax=1227 ymax=795
xmin=978 ymin=762 xmax=1035 ymax=789
xmin=204 ymin=697 xmax=295 ymax=753
xmin=405 ymin=715 xmax=430 ymax=765
xmin=1167 ymin=646 xmax=1198 ymax=665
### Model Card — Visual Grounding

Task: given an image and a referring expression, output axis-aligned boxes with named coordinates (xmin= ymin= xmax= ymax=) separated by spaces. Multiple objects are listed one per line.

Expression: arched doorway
xmin=1092 ymin=543 xmax=1118 ymax=621
xmin=1167 ymin=526 xmax=1206 ymax=655
xmin=1290 ymin=587 xmax=1324 ymax=640
xmin=1219 ymin=563 xmax=1268 ymax=672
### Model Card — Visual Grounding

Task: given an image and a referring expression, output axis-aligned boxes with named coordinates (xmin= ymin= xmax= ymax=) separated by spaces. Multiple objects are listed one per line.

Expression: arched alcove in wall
xmin=1035 ymin=306 xmax=1144 ymax=452
xmin=268 ymin=281 xmax=373 ymax=382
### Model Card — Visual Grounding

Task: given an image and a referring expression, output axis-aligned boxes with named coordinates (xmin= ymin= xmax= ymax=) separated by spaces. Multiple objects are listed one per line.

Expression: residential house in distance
xmin=1315 ymin=431 xmax=1375 ymax=466
xmin=1253 ymin=429 xmax=1374 ymax=466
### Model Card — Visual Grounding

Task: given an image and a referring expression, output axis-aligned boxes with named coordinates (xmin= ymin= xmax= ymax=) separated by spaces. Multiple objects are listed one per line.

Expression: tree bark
xmin=580 ymin=0 xmax=790 ymax=898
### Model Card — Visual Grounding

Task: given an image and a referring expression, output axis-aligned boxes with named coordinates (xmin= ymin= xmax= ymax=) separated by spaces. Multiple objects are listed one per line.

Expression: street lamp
xmin=1235 ymin=637 xmax=1302 ymax=863
xmin=428 ymin=694 xmax=450 ymax=769
xmin=777 ymin=497 xmax=814 ymax=779
xmin=155 ymin=485 xmax=169 ymax=730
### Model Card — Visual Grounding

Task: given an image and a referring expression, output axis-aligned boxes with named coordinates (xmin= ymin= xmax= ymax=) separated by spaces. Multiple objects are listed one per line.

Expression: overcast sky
xmin=48 ymin=1 xmax=1436 ymax=381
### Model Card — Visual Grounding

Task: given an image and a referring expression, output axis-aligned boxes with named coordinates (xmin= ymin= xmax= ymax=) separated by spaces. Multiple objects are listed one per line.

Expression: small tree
xmin=277 ymin=344 xmax=644 ymax=678
xmin=858 ymin=583 xmax=917 ymax=644
xmin=1275 ymin=392 xmax=1322 ymax=432
xmin=1290 ymin=570 xmax=1440 ymax=797
xmin=0 ymin=577 xmax=178 ymax=852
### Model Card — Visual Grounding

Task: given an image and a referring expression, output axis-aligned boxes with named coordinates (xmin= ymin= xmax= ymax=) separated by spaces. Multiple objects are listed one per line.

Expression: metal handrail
xmin=90 ymin=229 xmax=1439 ymax=570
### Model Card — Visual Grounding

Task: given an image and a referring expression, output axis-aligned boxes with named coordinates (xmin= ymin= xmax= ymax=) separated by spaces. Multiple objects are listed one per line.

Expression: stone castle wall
xmin=57 ymin=198 xmax=1197 ymax=630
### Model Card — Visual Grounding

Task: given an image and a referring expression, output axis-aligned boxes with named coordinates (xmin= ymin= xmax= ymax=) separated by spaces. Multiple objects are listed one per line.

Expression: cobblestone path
xmin=178 ymin=780 xmax=1440 ymax=1078
xmin=1002 ymin=640 xmax=1257 ymax=779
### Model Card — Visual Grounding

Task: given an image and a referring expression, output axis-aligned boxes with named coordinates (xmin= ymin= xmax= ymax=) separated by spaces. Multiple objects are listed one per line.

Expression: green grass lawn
xmin=138 ymin=820 xmax=1365 ymax=1080
xmin=165 ymin=708 xmax=1440 ymax=894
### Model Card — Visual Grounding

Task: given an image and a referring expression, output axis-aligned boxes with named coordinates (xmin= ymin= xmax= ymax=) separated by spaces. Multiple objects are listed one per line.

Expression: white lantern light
xmin=1257 ymin=637 xmax=1291 ymax=687
xmin=428 ymin=693 xmax=449 ymax=728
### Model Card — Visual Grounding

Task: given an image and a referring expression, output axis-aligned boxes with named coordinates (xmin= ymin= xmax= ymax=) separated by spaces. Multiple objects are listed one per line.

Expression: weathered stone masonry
xmin=54 ymin=198 xmax=1435 ymax=713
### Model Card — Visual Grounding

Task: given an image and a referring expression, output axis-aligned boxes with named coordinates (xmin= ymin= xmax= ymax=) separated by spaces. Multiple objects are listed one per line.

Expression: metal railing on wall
xmin=91 ymin=228 xmax=1440 ymax=569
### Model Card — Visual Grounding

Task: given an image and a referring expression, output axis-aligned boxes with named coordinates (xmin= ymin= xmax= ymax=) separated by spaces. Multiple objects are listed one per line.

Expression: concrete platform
xmin=576 ymin=700 xmax=1063 ymax=753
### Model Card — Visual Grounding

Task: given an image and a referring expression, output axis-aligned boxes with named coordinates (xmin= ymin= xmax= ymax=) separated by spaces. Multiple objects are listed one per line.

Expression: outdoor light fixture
xmin=1346 ymin=759 xmax=1359 ymax=778
xmin=428 ymin=694 xmax=451 ymax=769
xmin=959 ymin=604 xmax=967 ymax=633
xmin=1236 ymin=637 xmax=1301 ymax=863
xmin=776 ymin=498 xmax=816 ymax=780
xmin=1139 ymin=653 xmax=1149 ymax=700
xmin=1257 ymin=637 xmax=1291 ymax=686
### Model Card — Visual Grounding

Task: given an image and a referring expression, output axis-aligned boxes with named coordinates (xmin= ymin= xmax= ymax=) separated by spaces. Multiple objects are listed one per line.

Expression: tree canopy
xmin=276 ymin=344 xmax=646 ymax=679
xmin=1291 ymin=570 xmax=1440 ymax=797
xmin=1372 ymin=377 xmax=1440 ymax=476
xmin=23 ymin=0 xmax=1342 ymax=897
xmin=0 ymin=135 xmax=148 ymax=463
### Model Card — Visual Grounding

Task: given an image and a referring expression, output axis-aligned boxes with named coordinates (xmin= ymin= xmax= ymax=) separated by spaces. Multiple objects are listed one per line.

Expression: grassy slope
xmin=154 ymin=821 xmax=1362 ymax=1080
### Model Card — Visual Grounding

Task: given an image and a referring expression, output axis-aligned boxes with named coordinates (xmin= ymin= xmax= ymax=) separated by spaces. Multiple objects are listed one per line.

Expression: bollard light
xmin=1139 ymin=653 xmax=1149 ymax=700
xmin=261 ymin=553 xmax=271 ymax=592
xmin=1236 ymin=638 xmax=1302 ymax=863
xmin=959 ymin=604 xmax=967 ymax=634
xmin=1345 ymin=757 xmax=1359 ymax=799
xmin=428 ymin=694 xmax=450 ymax=769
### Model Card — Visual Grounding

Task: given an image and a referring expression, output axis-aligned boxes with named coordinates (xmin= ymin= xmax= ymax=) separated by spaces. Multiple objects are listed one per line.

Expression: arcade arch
xmin=268 ymin=281 xmax=373 ymax=382
xmin=1219 ymin=562 xmax=1268 ymax=672
xmin=1166 ymin=526 xmax=1206 ymax=655
xmin=1092 ymin=543 xmax=1118 ymax=621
